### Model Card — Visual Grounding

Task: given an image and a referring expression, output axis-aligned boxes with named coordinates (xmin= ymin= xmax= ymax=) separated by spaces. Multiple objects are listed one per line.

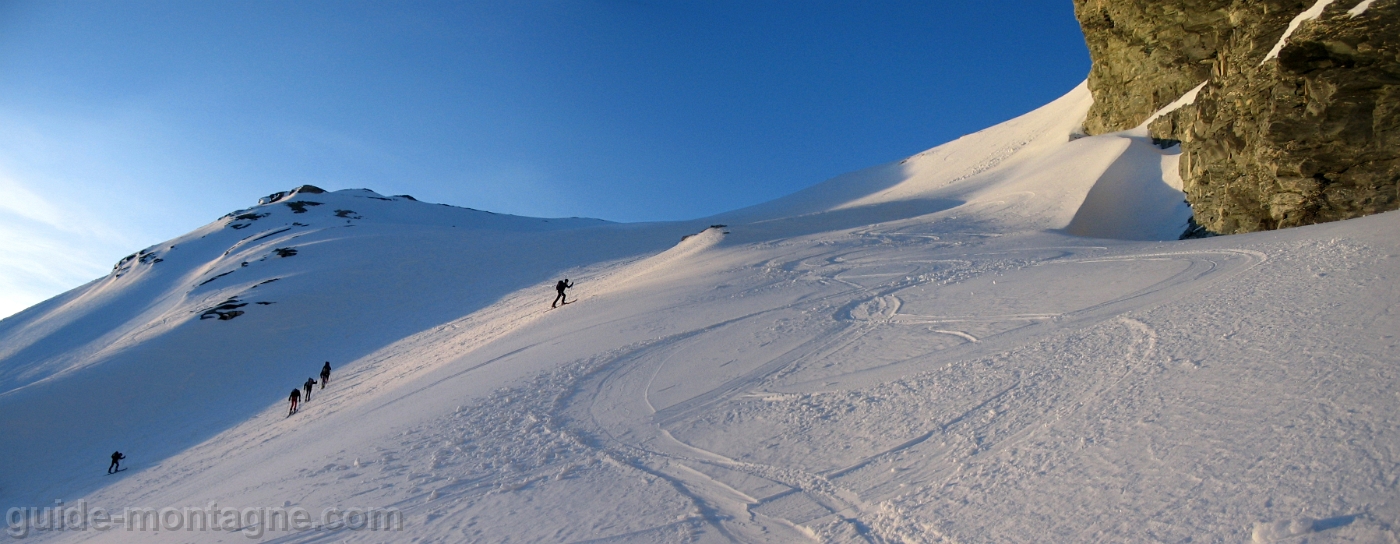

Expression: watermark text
xmin=6 ymin=500 xmax=402 ymax=539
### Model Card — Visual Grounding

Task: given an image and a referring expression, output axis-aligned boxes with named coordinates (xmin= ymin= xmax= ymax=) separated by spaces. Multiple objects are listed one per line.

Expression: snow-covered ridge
xmin=718 ymin=83 xmax=1191 ymax=242
xmin=0 ymin=186 xmax=631 ymax=395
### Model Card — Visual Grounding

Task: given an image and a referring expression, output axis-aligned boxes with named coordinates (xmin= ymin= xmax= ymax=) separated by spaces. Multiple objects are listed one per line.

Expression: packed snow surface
xmin=3 ymin=83 xmax=1398 ymax=543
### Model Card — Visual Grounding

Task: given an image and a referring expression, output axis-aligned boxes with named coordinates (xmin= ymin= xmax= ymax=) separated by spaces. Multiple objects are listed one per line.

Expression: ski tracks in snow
xmin=586 ymin=244 xmax=1261 ymax=541
xmin=473 ymin=238 xmax=1268 ymax=541
xmin=110 ymin=232 xmax=1272 ymax=543
xmin=323 ymin=237 xmax=1259 ymax=541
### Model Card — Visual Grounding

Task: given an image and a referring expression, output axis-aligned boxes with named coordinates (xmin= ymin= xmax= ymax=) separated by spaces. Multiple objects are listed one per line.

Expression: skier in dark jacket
xmin=320 ymin=362 xmax=331 ymax=388
xmin=288 ymin=388 xmax=301 ymax=416
xmin=552 ymin=279 xmax=573 ymax=308
xmin=303 ymin=378 xmax=317 ymax=401
xmin=108 ymin=451 xmax=125 ymax=474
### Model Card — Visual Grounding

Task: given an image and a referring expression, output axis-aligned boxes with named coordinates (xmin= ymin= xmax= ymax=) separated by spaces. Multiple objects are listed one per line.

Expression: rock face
xmin=1075 ymin=0 xmax=1235 ymax=135
xmin=1075 ymin=0 xmax=1400 ymax=235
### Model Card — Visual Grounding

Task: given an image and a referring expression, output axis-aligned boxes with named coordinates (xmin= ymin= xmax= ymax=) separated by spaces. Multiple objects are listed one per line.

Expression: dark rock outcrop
xmin=285 ymin=201 xmax=322 ymax=214
xmin=1075 ymin=0 xmax=1399 ymax=235
xmin=199 ymin=298 xmax=247 ymax=320
xmin=259 ymin=185 xmax=327 ymax=206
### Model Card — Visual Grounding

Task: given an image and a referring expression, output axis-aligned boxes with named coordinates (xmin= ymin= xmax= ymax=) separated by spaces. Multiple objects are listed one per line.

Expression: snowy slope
xmin=0 ymin=188 xmax=696 ymax=509
xmin=716 ymin=83 xmax=1191 ymax=243
xmin=4 ymin=84 xmax=1399 ymax=543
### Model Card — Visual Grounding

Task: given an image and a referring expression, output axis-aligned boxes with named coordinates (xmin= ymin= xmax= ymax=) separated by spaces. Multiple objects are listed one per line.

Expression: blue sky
xmin=0 ymin=1 xmax=1089 ymax=318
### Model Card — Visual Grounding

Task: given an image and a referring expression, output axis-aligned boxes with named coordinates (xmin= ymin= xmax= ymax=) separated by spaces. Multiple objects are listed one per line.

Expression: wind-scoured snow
xmin=3 ymin=83 xmax=1398 ymax=543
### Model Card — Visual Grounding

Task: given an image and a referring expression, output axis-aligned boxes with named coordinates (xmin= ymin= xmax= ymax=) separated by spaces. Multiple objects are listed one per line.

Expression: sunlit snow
xmin=3 ymin=83 xmax=1398 ymax=543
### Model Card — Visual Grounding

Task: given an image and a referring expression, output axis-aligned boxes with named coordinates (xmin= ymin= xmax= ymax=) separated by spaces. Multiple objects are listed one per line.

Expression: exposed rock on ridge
xmin=1074 ymin=0 xmax=1399 ymax=235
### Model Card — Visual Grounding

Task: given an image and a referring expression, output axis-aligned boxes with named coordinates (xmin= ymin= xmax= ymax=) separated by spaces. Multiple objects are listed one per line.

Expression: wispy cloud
xmin=0 ymin=171 xmax=131 ymax=319
xmin=0 ymin=173 xmax=80 ymax=231
xmin=0 ymin=104 xmax=206 ymax=319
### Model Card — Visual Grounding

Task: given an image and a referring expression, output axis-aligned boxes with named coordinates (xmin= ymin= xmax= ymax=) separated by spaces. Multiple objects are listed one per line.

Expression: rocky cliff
xmin=1074 ymin=0 xmax=1399 ymax=235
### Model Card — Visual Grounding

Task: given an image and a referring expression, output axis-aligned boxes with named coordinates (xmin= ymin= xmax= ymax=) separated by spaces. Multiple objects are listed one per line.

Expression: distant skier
xmin=108 ymin=451 xmax=125 ymax=474
xmin=288 ymin=388 xmax=301 ymax=416
xmin=303 ymin=377 xmax=317 ymax=401
xmin=552 ymin=279 xmax=573 ymax=308
xmin=320 ymin=362 xmax=331 ymax=388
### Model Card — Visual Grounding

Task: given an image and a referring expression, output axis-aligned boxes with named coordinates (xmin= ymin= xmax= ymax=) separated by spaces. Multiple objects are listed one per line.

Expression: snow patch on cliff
xmin=1263 ymin=0 xmax=1341 ymax=63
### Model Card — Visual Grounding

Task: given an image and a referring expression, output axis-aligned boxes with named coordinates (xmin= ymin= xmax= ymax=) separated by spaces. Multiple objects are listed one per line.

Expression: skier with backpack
xmin=320 ymin=362 xmax=331 ymax=389
xmin=552 ymin=279 xmax=573 ymax=308
xmin=303 ymin=377 xmax=317 ymax=402
xmin=108 ymin=451 xmax=125 ymax=474
xmin=288 ymin=388 xmax=301 ymax=416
